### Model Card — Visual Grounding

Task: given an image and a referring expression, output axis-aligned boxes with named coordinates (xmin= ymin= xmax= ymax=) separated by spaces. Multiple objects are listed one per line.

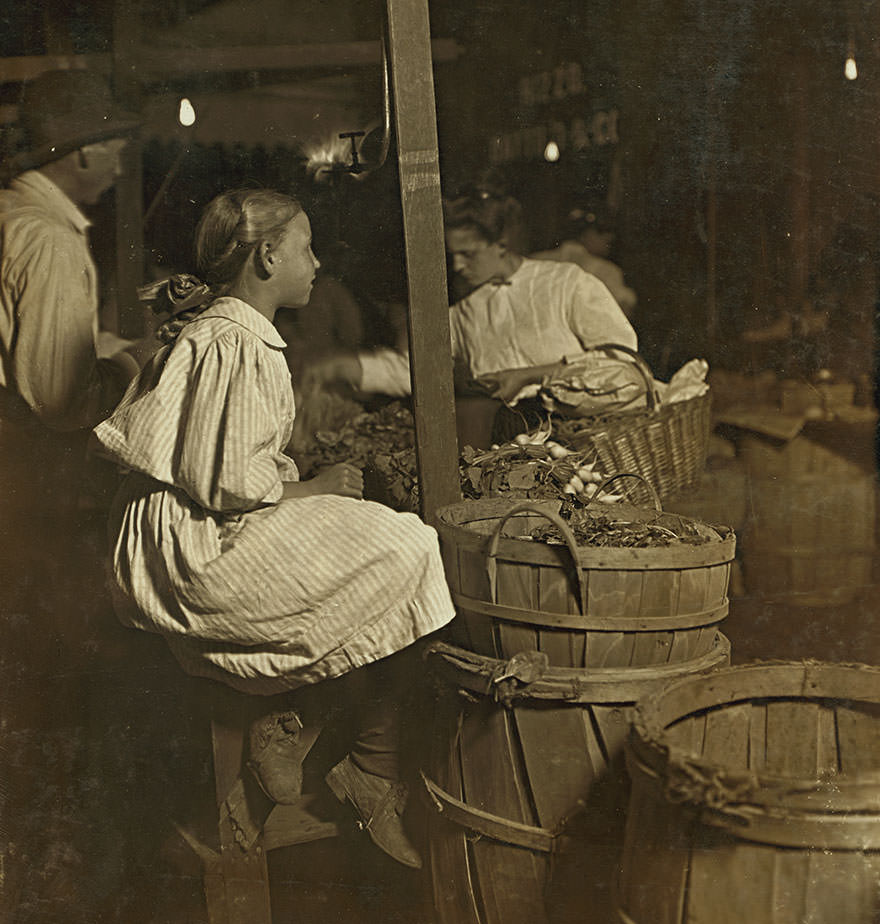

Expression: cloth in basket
xmin=549 ymin=347 xmax=712 ymax=499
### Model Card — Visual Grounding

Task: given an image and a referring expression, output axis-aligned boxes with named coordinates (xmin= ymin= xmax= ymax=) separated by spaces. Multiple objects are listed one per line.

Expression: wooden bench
xmin=175 ymin=684 xmax=342 ymax=924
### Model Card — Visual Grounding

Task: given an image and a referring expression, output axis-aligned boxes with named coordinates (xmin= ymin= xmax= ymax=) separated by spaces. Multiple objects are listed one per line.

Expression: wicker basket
xmin=554 ymin=344 xmax=712 ymax=499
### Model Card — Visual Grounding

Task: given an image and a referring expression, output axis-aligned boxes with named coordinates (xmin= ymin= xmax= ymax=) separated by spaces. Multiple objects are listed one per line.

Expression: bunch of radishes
xmin=499 ymin=427 xmax=622 ymax=503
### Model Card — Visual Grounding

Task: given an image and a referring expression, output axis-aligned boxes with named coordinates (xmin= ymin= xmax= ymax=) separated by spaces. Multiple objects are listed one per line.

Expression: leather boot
xmin=325 ymin=755 xmax=422 ymax=868
xmin=247 ymin=710 xmax=313 ymax=805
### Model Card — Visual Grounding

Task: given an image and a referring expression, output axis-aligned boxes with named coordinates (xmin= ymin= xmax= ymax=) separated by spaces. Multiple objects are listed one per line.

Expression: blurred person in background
xmin=0 ymin=67 xmax=158 ymax=922
xmin=0 ymin=69 xmax=156 ymax=602
xmin=532 ymin=203 xmax=638 ymax=319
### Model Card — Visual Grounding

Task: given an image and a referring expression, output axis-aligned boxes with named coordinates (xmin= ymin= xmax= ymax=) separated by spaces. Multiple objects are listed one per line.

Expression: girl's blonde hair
xmin=143 ymin=188 xmax=304 ymax=343
xmin=195 ymin=188 xmax=303 ymax=290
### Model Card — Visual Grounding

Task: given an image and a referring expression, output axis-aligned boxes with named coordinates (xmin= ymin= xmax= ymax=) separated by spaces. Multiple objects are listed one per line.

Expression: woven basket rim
xmin=557 ymin=388 xmax=711 ymax=435
xmin=555 ymin=391 xmax=712 ymax=498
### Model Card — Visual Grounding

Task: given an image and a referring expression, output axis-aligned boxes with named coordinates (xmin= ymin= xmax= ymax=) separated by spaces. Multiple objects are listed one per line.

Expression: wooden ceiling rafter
xmin=0 ymin=39 xmax=462 ymax=85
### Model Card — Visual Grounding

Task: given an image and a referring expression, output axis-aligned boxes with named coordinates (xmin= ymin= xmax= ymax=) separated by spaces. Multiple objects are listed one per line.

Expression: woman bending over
xmin=308 ymin=189 xmax=637 ymax=447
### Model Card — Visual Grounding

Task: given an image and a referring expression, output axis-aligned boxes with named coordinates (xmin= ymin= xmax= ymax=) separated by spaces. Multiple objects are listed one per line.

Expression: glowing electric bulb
xmin=543 ymin=140 xmax=560 ymax=162
xmin=178 ymin=98 xmax=196 ymax=127
xmin=845 ymin=56 xmax=858 ymax=80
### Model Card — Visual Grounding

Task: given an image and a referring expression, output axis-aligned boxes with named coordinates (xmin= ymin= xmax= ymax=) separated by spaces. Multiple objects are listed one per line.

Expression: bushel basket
xmin=554 ymin=344 xmax=712 ymax=499
xmin=436 ymin=490 xmax=736 ymax=670
xmin=617 ymin=660 xmax=880 ymax=924
xmin=427 ymin=487 xmax=734 ymax=924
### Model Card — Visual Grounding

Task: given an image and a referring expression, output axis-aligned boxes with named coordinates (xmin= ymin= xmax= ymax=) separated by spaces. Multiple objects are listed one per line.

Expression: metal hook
xmin=338 ymin=130 xmax=366 ymax=175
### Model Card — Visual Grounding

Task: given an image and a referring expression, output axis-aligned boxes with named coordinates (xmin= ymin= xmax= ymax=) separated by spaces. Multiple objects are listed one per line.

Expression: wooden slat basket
xmin=436 ymin=496 xmax=736 ymax=669
xmin=423 ymin=634 xmax=731 ymax=924
xmin=617 ymin=660 xmax=880 ymax=924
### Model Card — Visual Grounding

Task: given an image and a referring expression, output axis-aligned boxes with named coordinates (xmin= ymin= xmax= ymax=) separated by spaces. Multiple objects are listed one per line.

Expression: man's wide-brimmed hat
xmin=3 ymin=69 xmax=140 ymax=176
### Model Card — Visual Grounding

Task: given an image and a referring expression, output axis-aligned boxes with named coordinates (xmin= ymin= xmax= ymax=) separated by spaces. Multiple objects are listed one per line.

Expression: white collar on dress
xmin=199 ymin=297 xmax=288 ymax=349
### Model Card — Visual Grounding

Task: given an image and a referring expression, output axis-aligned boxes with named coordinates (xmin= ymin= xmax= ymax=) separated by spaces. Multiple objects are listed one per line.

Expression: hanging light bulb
xmin=178 ymin=98 xmax=196 ymax=127
xmin=543 ymin=140 xmax=560 ymax=162
xmin=845 ymin=27 xmax=858 ymax=80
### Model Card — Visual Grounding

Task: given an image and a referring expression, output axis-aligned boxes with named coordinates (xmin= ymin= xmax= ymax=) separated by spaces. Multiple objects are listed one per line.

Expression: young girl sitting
xmin=93 ymin=188 xmax=456 ymax=867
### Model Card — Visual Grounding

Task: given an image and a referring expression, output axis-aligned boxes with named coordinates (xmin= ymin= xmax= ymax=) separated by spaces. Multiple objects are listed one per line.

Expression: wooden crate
xmin=739 ymin=433 xmax=876 ymax=606
xmin=779 ymin=380 xmax=856 ymax=415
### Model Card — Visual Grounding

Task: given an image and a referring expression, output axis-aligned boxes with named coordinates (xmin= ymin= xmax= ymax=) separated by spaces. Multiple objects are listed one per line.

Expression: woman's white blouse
xmin=359 ymin=258 xmax=637 ymax=395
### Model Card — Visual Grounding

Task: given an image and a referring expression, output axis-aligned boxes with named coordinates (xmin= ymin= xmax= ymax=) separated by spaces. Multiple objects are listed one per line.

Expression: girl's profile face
xmin=273 ymin=211 xmax=320 ymax=307
xmin=445 ymin=226 xmax=507 ymax=289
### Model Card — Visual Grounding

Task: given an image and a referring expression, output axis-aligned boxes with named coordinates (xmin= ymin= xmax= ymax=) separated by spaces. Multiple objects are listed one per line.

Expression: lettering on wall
xmin=489 ymin=109 xmax=619 ymax=165
xmin=517 ymin=62 xmax=586 ymax=107
xmin=488 ymin=60 xmax=619 ymax=165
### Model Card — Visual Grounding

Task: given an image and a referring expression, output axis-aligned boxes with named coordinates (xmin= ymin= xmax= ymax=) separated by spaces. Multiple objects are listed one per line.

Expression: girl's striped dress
xmin=93 ymin=297 xmax=455 ymax=695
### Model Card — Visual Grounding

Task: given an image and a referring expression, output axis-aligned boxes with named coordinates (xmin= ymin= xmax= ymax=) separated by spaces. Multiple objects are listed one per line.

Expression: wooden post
xmin=385 ymin=0 xmax=461 ymax=523
xmin=112 ymin=0 xmax=145 ymax=338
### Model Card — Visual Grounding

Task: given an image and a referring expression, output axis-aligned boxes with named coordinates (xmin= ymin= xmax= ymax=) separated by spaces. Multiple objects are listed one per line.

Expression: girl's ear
xmin=257 ymin=240 xmax=274 ymax=274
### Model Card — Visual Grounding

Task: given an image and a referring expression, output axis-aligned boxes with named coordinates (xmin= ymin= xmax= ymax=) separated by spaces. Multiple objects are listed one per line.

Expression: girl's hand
xmin=308 ymin=463 xmax=364 ymax=499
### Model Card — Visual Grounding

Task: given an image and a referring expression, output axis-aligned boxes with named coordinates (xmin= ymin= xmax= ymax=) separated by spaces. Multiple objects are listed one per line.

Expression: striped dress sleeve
xmin=175 ymin=328 xmax=285 ymax=512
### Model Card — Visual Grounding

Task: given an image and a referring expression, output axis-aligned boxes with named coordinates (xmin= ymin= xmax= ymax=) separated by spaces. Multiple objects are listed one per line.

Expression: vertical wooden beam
xmin=385 ymin=0 xmax=461 ymax=523
xmin=112 ymin=0 xmax=145 ymax=338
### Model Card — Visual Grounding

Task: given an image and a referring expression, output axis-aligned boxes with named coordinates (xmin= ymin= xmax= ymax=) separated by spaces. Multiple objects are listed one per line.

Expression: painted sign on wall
xmin=488 ymin=61 xmax=619 ymax=164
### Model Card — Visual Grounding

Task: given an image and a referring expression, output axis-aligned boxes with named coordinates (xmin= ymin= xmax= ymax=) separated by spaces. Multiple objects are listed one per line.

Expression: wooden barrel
xmin=424 ymin=634 xmax=731 ymax=924
xmin=739 ymin=431 xmax=876 ymax=606
xmin=617 ymin=661 xmax=880 ymax=924
xmin=436 ymin=497 xmax=736 ymax=668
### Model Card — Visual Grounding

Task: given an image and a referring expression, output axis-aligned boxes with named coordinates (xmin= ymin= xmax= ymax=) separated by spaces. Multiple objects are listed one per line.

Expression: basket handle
xmin=587 ymin=472 xmax=663 ymax=513
xmin=486 ymin=503 xmax=587 ymax=616
xmin=586 ymin=343 xmax=661 ymax=411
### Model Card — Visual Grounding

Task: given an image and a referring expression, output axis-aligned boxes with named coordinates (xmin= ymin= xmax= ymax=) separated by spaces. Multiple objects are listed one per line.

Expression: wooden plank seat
xmin=175 ymin=683 xmax=343 ymax=924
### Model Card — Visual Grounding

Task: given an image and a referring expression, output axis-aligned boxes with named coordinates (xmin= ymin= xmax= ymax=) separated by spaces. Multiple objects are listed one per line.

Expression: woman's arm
xmin=302 ymin=349 xmax=413 ymax=397
xmin=567 ymin=269 xmax=638 ymax=350
xmin=473 ymin=362 xmax=562 ymax=404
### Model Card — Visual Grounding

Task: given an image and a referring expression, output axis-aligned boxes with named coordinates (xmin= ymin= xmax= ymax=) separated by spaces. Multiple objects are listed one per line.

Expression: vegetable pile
xmin=299 ymin=401 xmax=420 ymax=510
xmin=530 ymin=507 xmax=718 ymax=548
xmin=300 ymin=406 xmax=631 ymax=510
xmin=303 ymin=401 xmax=416 ymax=472
xmin=459 ymin=422 xmax=622 ymax=504
xmin=297 ymin=401 xmax=724 ymax=550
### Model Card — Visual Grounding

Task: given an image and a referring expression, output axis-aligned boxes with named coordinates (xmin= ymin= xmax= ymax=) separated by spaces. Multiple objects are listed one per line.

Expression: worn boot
xmin=325 ymin=755 xmax=422 ymax=868
xmin=247 ymin=710 xmax=313 ymax=805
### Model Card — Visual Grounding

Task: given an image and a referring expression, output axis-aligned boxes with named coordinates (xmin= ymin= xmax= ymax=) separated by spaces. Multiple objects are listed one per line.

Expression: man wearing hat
xmin=0 ymin=69 xmax=154 ymax=590
xmin=0 ymin=69 xmax=158 ymax=920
